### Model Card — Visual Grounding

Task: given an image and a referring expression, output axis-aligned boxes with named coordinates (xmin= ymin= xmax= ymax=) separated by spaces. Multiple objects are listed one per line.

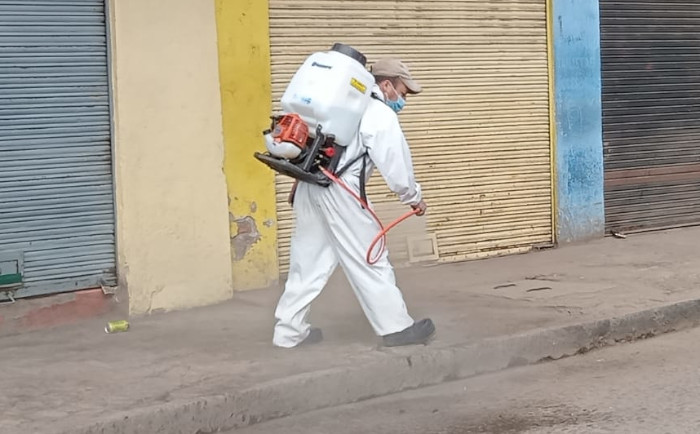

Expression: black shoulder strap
xmin=333 ymin=90 xmax=380 ymax=178
xmin=332 ymin=92 xmax=381 ymax=205
xmin=359 ymin=154 xmax=368 ymax=208
xmin=334 ymin=151 xmax=369 ymax=208
xmin=335 ymin=151 xmax=367 ymax=178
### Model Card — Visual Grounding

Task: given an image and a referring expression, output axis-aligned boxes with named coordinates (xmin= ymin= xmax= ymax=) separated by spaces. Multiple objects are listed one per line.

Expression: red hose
xmin=320 ymin=167 xmax=419 ymax=265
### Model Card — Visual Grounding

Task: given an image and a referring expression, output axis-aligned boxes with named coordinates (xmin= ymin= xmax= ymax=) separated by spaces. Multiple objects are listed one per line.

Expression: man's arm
xmin=361 ymin=109 xmax=424 ymax=210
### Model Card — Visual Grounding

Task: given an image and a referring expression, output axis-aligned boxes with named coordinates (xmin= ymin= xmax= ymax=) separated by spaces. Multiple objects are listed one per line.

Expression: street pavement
xmin=3 ymin=227 xmax=700 ymax=433
xmin=235 ymin=326 xmax=700 ymax=434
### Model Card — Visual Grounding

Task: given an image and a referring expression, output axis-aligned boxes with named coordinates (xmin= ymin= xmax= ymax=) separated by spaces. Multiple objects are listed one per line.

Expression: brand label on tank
xmin=350 ymin=78 xmax=367 ymax=94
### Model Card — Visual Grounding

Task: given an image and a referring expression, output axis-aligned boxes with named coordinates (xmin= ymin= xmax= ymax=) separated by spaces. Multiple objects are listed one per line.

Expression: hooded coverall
xmin=273 ymin=84 xmax=422 ymax=348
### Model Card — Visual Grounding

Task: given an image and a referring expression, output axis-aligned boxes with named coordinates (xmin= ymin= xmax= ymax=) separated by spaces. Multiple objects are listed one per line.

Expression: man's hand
xmin=411 ymin=200 xmax=427 ymax=217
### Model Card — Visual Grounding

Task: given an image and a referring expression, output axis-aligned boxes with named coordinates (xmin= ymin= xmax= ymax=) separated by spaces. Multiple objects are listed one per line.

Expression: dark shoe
xmin=300 ymin=328 xmax=323 ymax=346
xmin=382 ymin=319 xmax=435 ymax=347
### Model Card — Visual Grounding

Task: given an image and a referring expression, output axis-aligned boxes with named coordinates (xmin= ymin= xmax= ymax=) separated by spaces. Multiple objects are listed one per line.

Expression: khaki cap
xmin=370 ymin=58 xmax=422 ymax=94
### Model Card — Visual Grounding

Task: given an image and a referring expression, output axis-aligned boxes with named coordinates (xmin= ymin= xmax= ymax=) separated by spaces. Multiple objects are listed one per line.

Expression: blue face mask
xmin=384 ymin=83 xmax=406 ymax=113
xmin=386 ymin=96 xmax=406 ymax=113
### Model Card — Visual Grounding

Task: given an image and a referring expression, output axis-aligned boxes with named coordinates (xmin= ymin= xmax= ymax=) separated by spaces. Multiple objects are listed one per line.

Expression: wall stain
xmin=231 ymin=215 xmax=261 ymax=261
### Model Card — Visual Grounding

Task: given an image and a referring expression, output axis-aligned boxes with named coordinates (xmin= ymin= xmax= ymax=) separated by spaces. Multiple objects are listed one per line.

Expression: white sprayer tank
xmin=280 ymin=44 xmax=374 ymax=147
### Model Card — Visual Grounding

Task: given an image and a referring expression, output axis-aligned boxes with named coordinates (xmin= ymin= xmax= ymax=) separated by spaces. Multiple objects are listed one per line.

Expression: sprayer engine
xmin=256 ymin=115 xmax=343 ymax=186
xmin=263 ymin=114 xmax=308 ymax=160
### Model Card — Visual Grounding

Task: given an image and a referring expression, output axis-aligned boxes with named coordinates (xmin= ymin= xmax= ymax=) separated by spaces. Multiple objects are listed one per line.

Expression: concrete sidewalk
xmin=3 ymin=227 xmax=700 ymax=434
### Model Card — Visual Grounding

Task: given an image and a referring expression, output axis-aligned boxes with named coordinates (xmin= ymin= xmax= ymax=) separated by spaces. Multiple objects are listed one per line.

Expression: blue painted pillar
xmin=551 ymin=0 xmax=605 ymax=243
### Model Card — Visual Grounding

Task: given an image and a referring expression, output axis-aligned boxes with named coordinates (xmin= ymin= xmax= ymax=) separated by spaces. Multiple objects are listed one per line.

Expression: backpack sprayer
xmin=254 ymin=43 xmax=418 ymax=264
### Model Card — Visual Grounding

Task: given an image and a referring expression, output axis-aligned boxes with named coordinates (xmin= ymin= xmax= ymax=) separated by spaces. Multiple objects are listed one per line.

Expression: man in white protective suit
xmin=273 ymin=58 xmax=435 ymax=348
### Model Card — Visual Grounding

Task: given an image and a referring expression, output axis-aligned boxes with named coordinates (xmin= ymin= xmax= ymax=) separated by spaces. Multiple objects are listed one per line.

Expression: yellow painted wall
xmin=215 ymin=0 xmax=279 ymax=290
xmin=110 ymin=0 xmax=234 ymax=314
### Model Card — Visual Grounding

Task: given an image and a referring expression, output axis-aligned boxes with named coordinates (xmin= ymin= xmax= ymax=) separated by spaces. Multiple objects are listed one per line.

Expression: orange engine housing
xmin=273 ymin=114 xmax=309 ymax=150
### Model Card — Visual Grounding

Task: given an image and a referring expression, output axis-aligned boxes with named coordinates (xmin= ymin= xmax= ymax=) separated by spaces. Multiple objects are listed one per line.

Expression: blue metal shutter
xmin=0 ymin=0 xmax=116 ymax=298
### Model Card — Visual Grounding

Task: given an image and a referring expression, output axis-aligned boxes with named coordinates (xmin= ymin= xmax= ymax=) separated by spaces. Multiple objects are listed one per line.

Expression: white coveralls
xmin=273 ymin=84 xmax=423 ymax=348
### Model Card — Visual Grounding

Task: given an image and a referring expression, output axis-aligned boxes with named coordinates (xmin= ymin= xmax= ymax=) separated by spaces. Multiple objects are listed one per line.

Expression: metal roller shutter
xmin=269 ymin=0 xmax=553 ymax=272
xmin=0 ymin=0 xmax=116 ymax=298
xmin=601 ymin=1 xmax=700 ymax=232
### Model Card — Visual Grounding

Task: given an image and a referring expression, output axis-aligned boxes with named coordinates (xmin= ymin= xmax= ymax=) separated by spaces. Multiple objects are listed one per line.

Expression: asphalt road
xmin=234 ymin=326 xmax=700 ymax=433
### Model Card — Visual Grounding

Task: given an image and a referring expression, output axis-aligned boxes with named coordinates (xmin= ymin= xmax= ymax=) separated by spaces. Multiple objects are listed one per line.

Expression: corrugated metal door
xmin=601 ymin=1 xmax=700 ymax=232
xmin=269 ymin=0 xmax=553 ymax=272
xmin=0 ymin=0 xmax=116 ymax=297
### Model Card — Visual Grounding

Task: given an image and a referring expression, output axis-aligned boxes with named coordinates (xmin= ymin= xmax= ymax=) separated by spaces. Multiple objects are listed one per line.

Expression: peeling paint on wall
xmin=231 ymin=216 xmax=261 ymax=261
